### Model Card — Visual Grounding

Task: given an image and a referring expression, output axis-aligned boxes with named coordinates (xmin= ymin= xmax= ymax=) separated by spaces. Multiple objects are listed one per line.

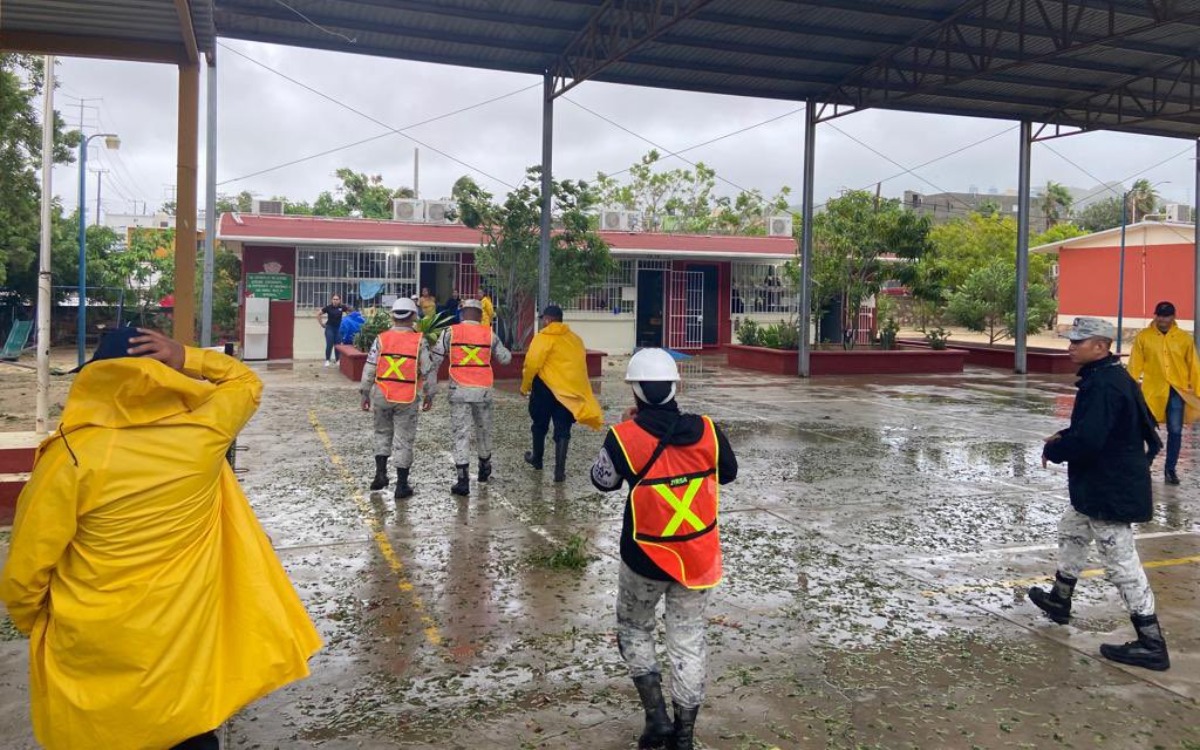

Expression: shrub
xmin=879 ymin=316 xmax=900 ymax=350
xmin=735 ymin=318 xmax=761 ymax=347
xmin=925 ymin=326 xmax=951 ymax=350
xmin=353 ymin=307 xmax=394 ymax=352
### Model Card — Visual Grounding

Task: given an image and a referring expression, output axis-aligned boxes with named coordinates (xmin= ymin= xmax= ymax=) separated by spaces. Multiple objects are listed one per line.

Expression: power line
xmin=1039 ymin=141 xmax=1195 ymax=207
xmin=218 ymin=81 xmax=541 ymax=186
xmin=856 ymin=124 xmax=1019 ymax=193
xmin=217 ymin=41 xmax=517 ymax=189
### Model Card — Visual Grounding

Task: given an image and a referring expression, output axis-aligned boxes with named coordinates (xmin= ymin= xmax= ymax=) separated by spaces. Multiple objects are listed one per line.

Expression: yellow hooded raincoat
xmin=1127 ymin=322 xmax=1200 ymax=423
xmin=0 ymin=348 xmax=322 ymax=750
xmin=521 ymin=321 xmax=604 ymax=430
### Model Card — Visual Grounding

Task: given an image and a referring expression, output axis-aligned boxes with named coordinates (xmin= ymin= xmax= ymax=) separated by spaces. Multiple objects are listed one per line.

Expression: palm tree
xmin=1040 ymin=181 xmax=1073 ymax=230
xmin=1127 ymin=179 xmax=1160 ymax=223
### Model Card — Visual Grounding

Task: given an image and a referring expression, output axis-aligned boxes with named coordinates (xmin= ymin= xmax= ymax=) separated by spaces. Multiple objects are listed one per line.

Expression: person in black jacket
xmin=590 ymin=348 xmax=737 ymax=750
xmin=1030 ymin=317 xmax=1169 ymax=671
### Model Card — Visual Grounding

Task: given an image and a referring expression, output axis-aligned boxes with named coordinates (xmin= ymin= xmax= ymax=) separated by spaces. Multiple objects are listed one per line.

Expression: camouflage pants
xmin=616 ymin=563 xmax=711 ymax=709
xmin=371 ymin=388 xmax=421 ymax=469
xmin=1058 ymin=508 xmax=1156 ymax=616
xmin=451 ymin=400 xmax=494 ymax=465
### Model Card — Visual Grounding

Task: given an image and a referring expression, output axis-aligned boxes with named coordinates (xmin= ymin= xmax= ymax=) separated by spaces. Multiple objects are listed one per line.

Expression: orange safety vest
xmin=374 ymin=329 xmax=422 ymax=404
xmin=448 ymin=323 xmax=494 ymax=388
xmin=612 ymin=416 xmax=722 ymax=590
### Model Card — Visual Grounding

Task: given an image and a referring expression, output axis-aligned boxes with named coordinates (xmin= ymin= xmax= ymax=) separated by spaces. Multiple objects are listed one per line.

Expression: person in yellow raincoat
xmin=1127 ymin=301 xmax=1200 ymax=485
xmin=478 ymin=286 xmax=495 ymax=330
xmin=0 ymin=327 xmax=321 ymax=750
xmin=521 ymin=305 xmax=604 ymax=482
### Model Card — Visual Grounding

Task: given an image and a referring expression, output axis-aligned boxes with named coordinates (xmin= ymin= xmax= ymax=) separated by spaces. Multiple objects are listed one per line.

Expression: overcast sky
xmin=51 ymin=38 xmax=1198 ymax=222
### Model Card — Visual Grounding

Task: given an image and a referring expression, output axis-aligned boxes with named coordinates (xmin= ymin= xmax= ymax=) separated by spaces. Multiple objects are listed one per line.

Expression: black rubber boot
xmin=1165 ymin=468 xmax=1180 ymax=485
xmin=450 ymin=464 xmax=470 ymax=496
xmin=395 ymin=467 xmax=414 ymax=500
xmin=671 ymin=703 xmax=699 ymax=750
xmin=553 ymin=436 xmax=570 ymax=483
xmin=632 ymin=674 xmax=674 ymax=749
xmin=1100 ymin=613 xmax=1171 ymax=671
xmin=524 ymin=427 xmax=547 ymax=470
xmin=1028 ymin=571 xmax=1075 ymax=625
xmin=369 ymin=455 xmax=389 ymax=491
xmin=478 ymin=456 xmax=492 ymax=483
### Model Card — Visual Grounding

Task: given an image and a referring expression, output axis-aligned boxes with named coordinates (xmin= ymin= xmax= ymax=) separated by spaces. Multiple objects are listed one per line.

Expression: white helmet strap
xmin=631 ymin=382 xmax=676 ymax=405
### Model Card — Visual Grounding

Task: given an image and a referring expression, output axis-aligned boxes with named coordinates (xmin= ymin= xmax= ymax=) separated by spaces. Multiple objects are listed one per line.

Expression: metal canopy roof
xmin=2 ymin=0 xmax=1199 ymax=139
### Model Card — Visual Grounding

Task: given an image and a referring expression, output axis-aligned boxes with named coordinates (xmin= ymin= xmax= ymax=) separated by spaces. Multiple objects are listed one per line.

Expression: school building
xmin=217 ymin=213 xmax=798 ymax=360
xmin=1032 ymin=220 xmax=1198 ymax=333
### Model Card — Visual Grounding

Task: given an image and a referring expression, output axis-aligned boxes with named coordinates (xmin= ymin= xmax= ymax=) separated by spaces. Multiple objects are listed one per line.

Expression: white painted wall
xmin=294 ymin=321 xmax=327 ymax=361
xmin=565 ymin=313 xmax=637 ymax=355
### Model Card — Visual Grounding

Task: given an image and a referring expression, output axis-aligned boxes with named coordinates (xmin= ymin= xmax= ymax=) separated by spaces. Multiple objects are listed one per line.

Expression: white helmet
xmin=626 ymin=348 xmax=680 ymax=382
xmin=391 ymin=297 xmax=418 ymax=318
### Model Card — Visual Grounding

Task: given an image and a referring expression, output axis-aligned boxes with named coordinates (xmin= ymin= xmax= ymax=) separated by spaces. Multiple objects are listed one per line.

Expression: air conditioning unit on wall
xmin=1165 ymin=203 xmax=1193 ymax=223
xmin=393 ymin=199 xmax=425 ymax=222
xmin=768 ymin=215 xmax=794 ymax=237
xmin=251 ymin=199 xmax=285 ymax=215
xmin=600 ymin=209 xmax=642 ymax=232
xmin=425 ymin=200 xmax=457 ymax=223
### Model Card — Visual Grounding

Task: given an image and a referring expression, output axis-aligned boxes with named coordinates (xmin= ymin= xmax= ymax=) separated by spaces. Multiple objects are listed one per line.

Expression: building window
xmin=295 ymin=246 xmax=418 ymax=311
xmin=730 ymin=261 xmax=795 ymax=315
xmin=562 ymin=259 xmax=636 ymax=314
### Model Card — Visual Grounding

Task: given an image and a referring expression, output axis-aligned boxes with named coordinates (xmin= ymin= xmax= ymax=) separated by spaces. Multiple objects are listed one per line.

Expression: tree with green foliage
xmin=810 ymin=190 xmax=933 ymax=347
xmin=1127 ymin=179 xmax=1162 ymax=223
xmin=1077 ymin=196 xmax=1123 ymax=232
xmin=946 ymin=260 xmax=1056 ymax=344
xmin=1040 ymin=181 xmax=1073 ymax=231
xmin=0 ymin=54 xmax=81 ymax=296
xmin=454 ymin=168 xmax=612 ymax=349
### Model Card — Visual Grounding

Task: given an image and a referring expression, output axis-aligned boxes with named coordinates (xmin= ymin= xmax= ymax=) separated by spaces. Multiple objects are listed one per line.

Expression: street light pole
xmin=76 ymin=132 xmax=119 ymax=367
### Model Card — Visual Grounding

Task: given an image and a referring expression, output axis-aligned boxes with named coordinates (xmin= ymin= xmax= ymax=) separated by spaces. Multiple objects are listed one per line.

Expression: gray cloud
xmin=51 ymin=40 xmax=1198 ymax=220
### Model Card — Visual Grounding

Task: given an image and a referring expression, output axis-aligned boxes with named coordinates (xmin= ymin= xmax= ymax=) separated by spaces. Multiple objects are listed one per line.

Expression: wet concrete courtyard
xmin=2 ymin=355 xmax=1198 ymax=749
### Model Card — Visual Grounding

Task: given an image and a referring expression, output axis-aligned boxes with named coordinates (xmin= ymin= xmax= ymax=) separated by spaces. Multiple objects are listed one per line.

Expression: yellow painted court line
xmin=924 ymin=554 xmax=1200 ymax=597
xmin=309 ymin=410 xmax=443 ymax=647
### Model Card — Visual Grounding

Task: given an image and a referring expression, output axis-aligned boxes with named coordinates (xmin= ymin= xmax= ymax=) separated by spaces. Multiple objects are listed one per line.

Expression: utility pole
xmin=413 ymin=147 xmax=420 ymax=198
xmin=93 ymin=168 xmax=109 ymax=225
xmin=37 ymin=56 xmax=55 ymax=436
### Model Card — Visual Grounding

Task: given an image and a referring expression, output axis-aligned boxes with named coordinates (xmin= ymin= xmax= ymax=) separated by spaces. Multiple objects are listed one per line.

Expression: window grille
xmin=730 ymin=261 xmax=796 ymax=315
xmin=295 ymin=246 xmax=417 ymax=311
xmin=562 ymin=258 xmax=636 ymax=314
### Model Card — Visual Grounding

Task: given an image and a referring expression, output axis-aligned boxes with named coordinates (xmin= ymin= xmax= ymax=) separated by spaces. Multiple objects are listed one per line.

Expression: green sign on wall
xmin=246 ymin=273 xmax=293 ymax=301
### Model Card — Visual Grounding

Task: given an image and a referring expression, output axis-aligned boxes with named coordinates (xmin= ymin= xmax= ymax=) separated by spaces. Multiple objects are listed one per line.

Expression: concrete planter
xmin=339 ymin=344 xmax=606 ymax=382
xmin=726 ymin=344 xmax=967 ymax=376
xmin=898 ymin=339 xmax=1075 ymax=374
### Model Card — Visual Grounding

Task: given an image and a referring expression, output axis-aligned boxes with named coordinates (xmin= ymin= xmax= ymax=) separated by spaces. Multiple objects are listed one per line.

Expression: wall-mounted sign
xmin=246 ymin=272 xmax=293 ymax=301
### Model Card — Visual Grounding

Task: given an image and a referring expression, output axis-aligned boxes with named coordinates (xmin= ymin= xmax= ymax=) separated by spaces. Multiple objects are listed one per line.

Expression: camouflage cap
xmin=1061 ymin=316 xmax=1116 ymax=341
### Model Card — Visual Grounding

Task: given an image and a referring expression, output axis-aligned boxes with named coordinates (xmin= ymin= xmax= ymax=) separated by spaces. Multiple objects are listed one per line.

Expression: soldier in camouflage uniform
xmin=1032 ymin=317 xmax=1170 ymax=671
xmin=591 ymin=349 xmax=738 ymax=750
xmin=430 ymin=299 xmax=512 ymax=496
xmin=361 ymin=297 xmax=435 ymax=499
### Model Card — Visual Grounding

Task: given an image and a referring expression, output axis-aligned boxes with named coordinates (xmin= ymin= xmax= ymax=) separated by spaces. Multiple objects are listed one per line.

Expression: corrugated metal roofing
xmin=3 ymin=0 xmax=1199 ymax=139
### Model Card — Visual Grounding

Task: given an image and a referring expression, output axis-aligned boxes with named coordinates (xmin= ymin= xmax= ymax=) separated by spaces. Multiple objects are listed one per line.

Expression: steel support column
xmin=1194 ymin=138 xmax=1200 ymax=350
xmin=799 ymin=101 xmax=817 ymax=378
xmin=1014 ymin=120 xmax=1032 ymax=375
xmin=537 ymin=71 xmax=553 ymax=318
xmin=201 ymin=58 xmax=217 ymax=347
xmin=175 ymin=63 xmax=200 ymax=346
xmin=37 ymin=56 xmax=54 ymax=436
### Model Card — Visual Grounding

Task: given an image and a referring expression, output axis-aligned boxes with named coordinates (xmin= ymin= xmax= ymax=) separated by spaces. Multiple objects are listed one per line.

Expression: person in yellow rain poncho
xmin=521 ymin=305 xmax=604 ymax=483
xmin=1127 ymin=301 xmax=1200 ymax=486
xmin=0 ymin=327 xmax=322 ymax=750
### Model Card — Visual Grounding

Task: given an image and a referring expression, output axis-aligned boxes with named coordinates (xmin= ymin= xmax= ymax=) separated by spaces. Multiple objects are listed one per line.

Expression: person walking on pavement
xmin=317 ymin=293 xmax=351 ymax=366
xmin=429 ymin=298 xmax=512 ymax=496
xmin=1127 ymin=300 xmax=1200 ymax=485
xmin=590 ymin=348 xmax=738 ymax=750
xmin=362 ymin=297 xmax=435 ymax=499
xmin=1030 ymin=317 xmax=1170 ymax=671
xmin=520 ymin=305 xmax=604 ymax=482
xmin=0 ymin=327 xmax=321 ymax=750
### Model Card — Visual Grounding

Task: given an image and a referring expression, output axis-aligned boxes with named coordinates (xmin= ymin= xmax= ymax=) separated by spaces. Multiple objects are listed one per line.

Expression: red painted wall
xmin=241 ymin=245 xmax=297 ymax=360
xmin=1059 ymin=242 xmax=1195 ymax=321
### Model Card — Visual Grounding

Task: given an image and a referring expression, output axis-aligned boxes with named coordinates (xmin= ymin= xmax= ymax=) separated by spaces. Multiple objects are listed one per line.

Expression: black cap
xmin=70 ymin=325 xmax=146 ymax=373
xmin=542 ymin=305 xmax=563 ymax=320
xmin=1155 ymin=301 xmax=1176 ymax=316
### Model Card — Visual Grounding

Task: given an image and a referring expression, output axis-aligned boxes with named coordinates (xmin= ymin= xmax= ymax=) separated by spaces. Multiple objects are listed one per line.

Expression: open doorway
xmin=636 ymin=269 xmax=665 ymax=348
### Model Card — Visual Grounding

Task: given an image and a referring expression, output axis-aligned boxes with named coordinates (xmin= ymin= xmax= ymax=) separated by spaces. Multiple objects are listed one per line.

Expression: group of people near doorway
xmin=0 ymin=294 xmax=1195 ymax=749
xmin=315 ymin=287 xmax=496 ymax=368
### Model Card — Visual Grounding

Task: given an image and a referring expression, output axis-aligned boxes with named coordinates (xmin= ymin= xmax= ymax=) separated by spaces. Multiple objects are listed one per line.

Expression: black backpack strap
xmin=632 ymin=414 xmax=681 ymax=484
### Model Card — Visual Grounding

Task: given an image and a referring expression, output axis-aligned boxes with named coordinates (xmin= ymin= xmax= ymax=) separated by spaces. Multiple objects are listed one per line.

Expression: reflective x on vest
xmin=457 ymin=346 xmax=485 ymax=366
xmin=380 ymin=355 xmax=411 ymax=380
xmin=651 ymin=477 xmax=708 ymax=536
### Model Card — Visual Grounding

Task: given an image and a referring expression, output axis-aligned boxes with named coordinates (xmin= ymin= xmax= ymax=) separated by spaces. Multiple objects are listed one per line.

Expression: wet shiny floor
xmin=2 ymin=355 xmax=1197 ymax=749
